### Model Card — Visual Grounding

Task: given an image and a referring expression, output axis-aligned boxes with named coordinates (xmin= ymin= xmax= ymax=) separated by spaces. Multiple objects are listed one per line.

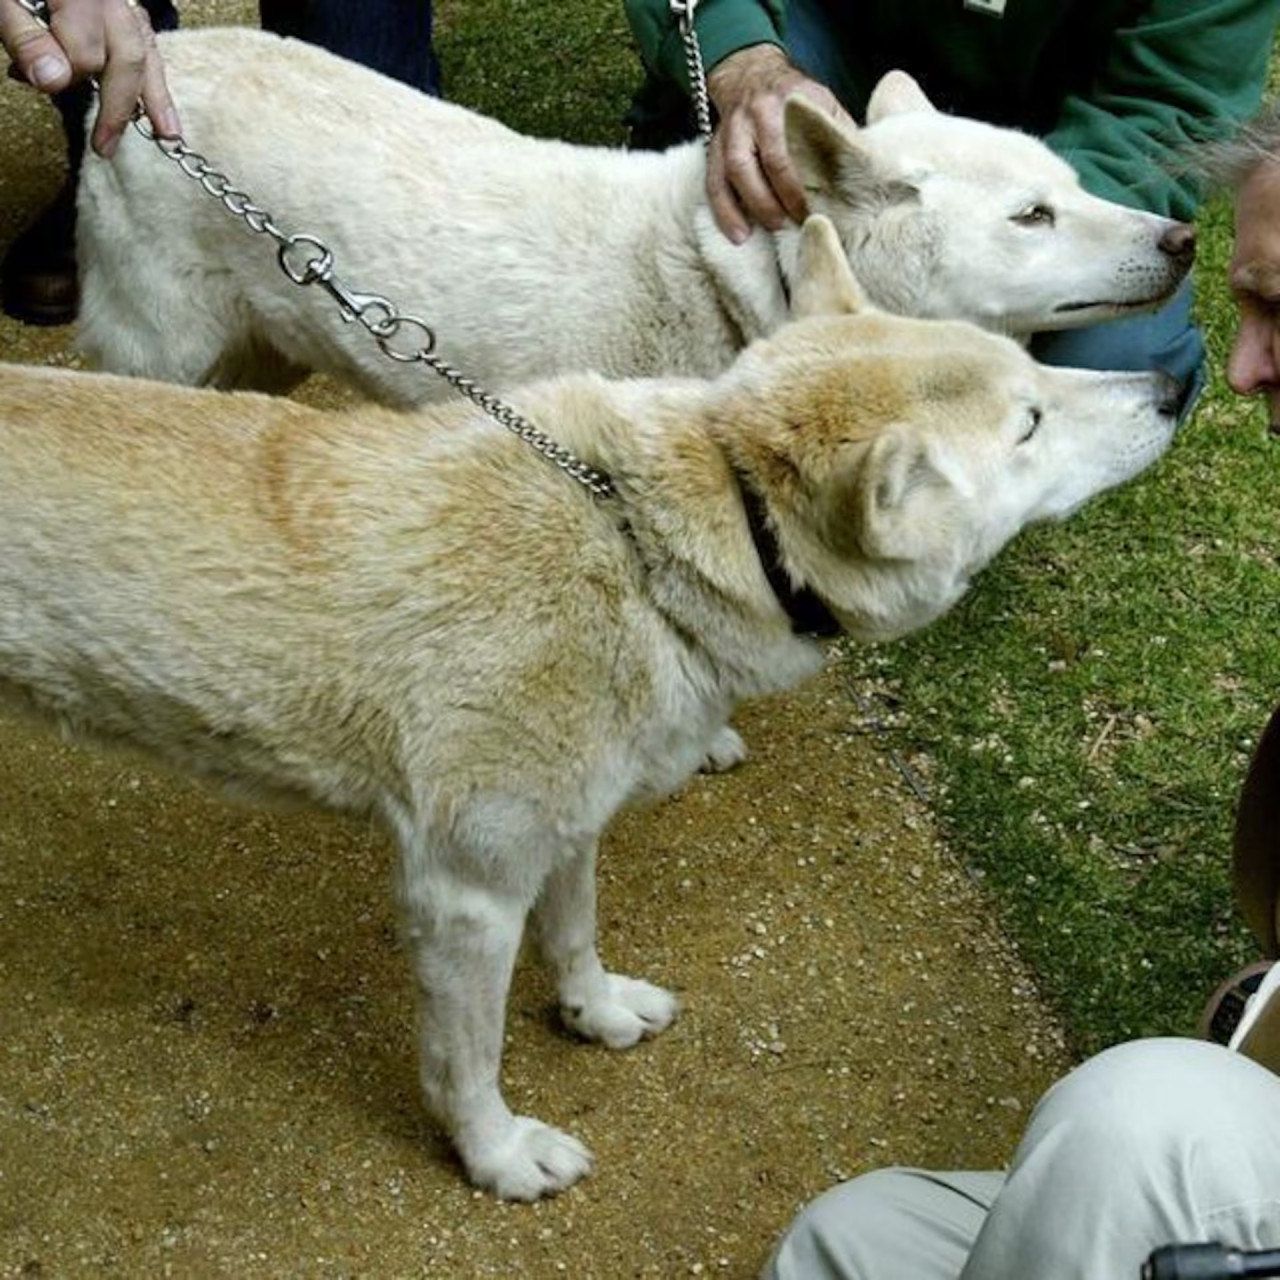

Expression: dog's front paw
xmin=463 ymin=1116 xmax=594 ymax=1201
xmin=701 ymin=726 xmax=748 ymax=773
xmin=562 ymin=975 xmax=679 ymax=1049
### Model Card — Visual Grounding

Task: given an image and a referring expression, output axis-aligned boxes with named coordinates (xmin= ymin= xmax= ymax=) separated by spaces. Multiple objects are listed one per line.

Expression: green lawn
xmin=430 ymin=5 xmax=1280 ymax=1057
xmin=837 ymin=184 xmax=1280 ymax=1055
xmin=434 ymin=0 xmax=639 ymax=147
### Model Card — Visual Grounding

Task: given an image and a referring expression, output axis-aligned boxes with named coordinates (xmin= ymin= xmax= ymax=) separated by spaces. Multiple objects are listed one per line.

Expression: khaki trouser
xmin=764 ymin=1038 xmax=1280 ymax=1280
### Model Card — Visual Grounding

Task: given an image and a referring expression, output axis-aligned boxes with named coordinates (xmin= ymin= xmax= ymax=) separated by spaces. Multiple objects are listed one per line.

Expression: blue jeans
xmin=258 ymin=1 xmax=441 ymax=97
xmin=145 ymin=2 xmax=441 ymax=97
xmin=785 ymin=0 xmax=1205 ymax=419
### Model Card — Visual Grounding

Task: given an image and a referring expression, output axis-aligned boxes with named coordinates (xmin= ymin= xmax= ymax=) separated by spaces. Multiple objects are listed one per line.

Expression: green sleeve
xmin=623 ymin=0 xmax=786 ymax=92
xmin=1044 ymin=0 xmax=1280 ymax=220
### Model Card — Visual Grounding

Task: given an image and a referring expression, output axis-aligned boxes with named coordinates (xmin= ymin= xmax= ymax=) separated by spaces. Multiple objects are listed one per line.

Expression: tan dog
xmin=1 ymin=220 xmax=1177 ymax=1199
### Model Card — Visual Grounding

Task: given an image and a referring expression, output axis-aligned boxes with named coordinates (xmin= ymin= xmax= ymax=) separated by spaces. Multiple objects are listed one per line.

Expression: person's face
xmin=1227 ymin=160 xmax=1280 ymax=434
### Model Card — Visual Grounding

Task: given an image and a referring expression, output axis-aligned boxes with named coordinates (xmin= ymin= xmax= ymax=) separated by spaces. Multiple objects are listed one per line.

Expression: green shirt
xmin=624 ymin=0 xmax=1280 ymax=218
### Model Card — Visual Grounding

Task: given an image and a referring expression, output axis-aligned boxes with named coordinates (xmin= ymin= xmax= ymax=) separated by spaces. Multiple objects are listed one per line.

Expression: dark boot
xmin=1 ymin=84 xmax=88 ymax=327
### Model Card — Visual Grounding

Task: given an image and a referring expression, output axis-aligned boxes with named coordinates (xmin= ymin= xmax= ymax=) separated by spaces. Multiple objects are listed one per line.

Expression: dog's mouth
xmin=1052 ymin=285 xmax=1180 ymax=317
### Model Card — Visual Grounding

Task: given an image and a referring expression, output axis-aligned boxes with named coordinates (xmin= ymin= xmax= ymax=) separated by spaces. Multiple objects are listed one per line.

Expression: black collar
xmin=734 ymin=468 xmax=842 ymax=639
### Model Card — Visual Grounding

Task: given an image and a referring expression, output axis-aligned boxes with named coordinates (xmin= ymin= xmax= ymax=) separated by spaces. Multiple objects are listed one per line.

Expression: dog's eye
xmin=1018 ymin=407 xmax=1044 ymax=444
xmin=1012 ymin=204 xmax=1055 ymax=228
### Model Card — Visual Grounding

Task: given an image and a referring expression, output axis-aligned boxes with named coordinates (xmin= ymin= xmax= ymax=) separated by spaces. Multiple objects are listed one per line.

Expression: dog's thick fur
xmin=5 ymin=221 xmax=1177 ymax=1199
xmin=77 ymin=27 xmax=1192 ymax=407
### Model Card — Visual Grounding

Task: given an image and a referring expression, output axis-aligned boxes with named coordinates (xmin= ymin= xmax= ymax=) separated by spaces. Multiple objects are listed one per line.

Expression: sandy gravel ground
xmin=0 ymin=12 xmax=1071 ymax=1276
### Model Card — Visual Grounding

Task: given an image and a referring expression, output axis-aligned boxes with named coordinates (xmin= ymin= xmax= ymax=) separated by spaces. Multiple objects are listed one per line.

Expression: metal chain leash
xmin=669 ymin=0 xmax=714 ymax=143
xmin=11 ymin=0 xmax=615 ymax=500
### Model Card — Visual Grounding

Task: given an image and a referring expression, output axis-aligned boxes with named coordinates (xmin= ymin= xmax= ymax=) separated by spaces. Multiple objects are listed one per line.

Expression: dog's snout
xmin=1158 ymin=222 xmax=1196 ymax=262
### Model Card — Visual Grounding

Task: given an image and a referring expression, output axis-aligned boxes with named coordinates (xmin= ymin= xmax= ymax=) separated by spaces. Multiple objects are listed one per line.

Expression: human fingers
xmin=93 ymin=0 xmax=178 ymax=153
xmin=82 ymin=0 xmax=148 ymax=156
xmin=715 ymin=104 xmax=792 ymax=237
xmin=134 ymin=13 xmax=178 ymax=140
xmin=748 ymin=93 xmax=809 ymax=226
xmin=706 ymin=128 xmax=752 ymax=243
xmin=0 ymin=0 xmax=74 ymax=92
xmin=44 ymin=0 xmax=107 ymax=78
xmin=706 ymin=51 xmax=852 ymax=238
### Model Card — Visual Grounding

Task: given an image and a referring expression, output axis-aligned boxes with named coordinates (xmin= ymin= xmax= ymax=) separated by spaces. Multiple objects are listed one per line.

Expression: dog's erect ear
xmin=862 ymin=430 xmax=943 ymax=561
xmin=790 ymin=215 xmax=869 ymax=319
xmin=865 ymin=70 xmax=938 ymax=124
xmin=785 ymin=95 xmax=919 ymax=209
xmin=826 ymin=429 xmax=949 ymax=563
xmin=785 ymin=95 xmax=874 ymax=197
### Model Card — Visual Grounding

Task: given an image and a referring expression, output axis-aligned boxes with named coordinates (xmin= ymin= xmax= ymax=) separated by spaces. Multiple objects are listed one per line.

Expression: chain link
xmin=669 ymin=0 xmax=713 ymax=144
xmin=11 ymin=0 xmax=615 ymax=500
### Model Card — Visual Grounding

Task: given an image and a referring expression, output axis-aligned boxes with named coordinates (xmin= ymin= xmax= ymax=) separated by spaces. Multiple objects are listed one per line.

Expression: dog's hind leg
xmin=77 ymin=260 xmax=301 ymax=394
xmin=394 ymin=817 xmax=594 ymax=1200
xmin=533 ymin=839 xmax=679 ymax=1049
xmin=76 ymin=196 xmax=298 ymax=392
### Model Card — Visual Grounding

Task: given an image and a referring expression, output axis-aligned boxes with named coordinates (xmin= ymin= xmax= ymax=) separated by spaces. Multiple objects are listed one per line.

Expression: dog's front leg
xmin=398 ymin=862 xmax=593 ymax=1201
xmin=534 ymin=840 xmax=679 ymax=1048
xmin=701 ymin=724 xmax=748 ymax=772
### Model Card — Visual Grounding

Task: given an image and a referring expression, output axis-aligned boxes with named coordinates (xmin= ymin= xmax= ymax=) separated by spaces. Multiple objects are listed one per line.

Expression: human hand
xmin=705 ymin=43 xmax=853 ymax=243
xmin=0 ymin=0 xmax=179 ymax=157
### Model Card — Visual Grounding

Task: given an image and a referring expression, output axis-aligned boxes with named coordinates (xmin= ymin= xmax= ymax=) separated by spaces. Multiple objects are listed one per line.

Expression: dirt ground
xmin=0 ymin=13 xmax=1072 ymax=1278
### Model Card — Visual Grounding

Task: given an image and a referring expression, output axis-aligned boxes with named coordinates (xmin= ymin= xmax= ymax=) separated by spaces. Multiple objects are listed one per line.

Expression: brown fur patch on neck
xmin=710 ymin=357 xmax=910 ymax=507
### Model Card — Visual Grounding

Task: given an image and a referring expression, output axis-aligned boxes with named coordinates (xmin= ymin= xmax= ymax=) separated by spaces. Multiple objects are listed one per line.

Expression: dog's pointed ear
xmin=790 ymin=215 xmax=869 ymax=318
xmin=865 ymin=70 xmax=938 ymax=124
xmin=785 ymin=94 xmax=919 ymax=209
xmin=785 ymin=95 xmax=873 ymax=197
xmin=826 ymin=429 xmax=949 ymax=562
xmin=861 ymin=431 xmax=942 ymax=561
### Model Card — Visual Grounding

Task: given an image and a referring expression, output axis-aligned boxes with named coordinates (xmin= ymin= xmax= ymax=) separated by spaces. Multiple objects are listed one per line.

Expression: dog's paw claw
xmin=466 ymin=1116 xmax=593 ymax=1201
xmin=701 ymin=726 xmax=748 ymax=773
xmin=562 ymin=974 xmax=678 ymax=1049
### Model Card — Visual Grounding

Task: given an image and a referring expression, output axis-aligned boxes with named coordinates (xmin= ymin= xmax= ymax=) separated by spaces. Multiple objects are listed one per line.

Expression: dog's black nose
xmin=1154 ymin=371 xmax=1186 ymax=420
xmin=1159 ymin=222 xmax=1196 ymax=262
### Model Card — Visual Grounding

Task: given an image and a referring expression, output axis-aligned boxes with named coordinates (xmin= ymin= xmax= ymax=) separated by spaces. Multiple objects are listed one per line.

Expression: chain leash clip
xmin=276 ymin=234 xmax=402 ymax=334
xmin=11 ymin=0 xmax=615 ymax=501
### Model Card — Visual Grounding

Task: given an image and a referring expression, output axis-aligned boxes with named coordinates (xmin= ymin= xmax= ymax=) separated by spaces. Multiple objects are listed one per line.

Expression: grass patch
xmin=842 ymin=196 xmax=1280 ymax=1055
xmin=433 ymin=5 xmax=1279 ymax=1057
xmin=434 ymin=0 xmax=639 ymax=146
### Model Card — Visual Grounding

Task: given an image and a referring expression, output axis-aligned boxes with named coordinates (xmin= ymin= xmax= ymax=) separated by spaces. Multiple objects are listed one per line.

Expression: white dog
xmin=2 ymin=220 xmax=1178 ymax=1199
xmin=76 ymin=26 xmax=1193 ymax=407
